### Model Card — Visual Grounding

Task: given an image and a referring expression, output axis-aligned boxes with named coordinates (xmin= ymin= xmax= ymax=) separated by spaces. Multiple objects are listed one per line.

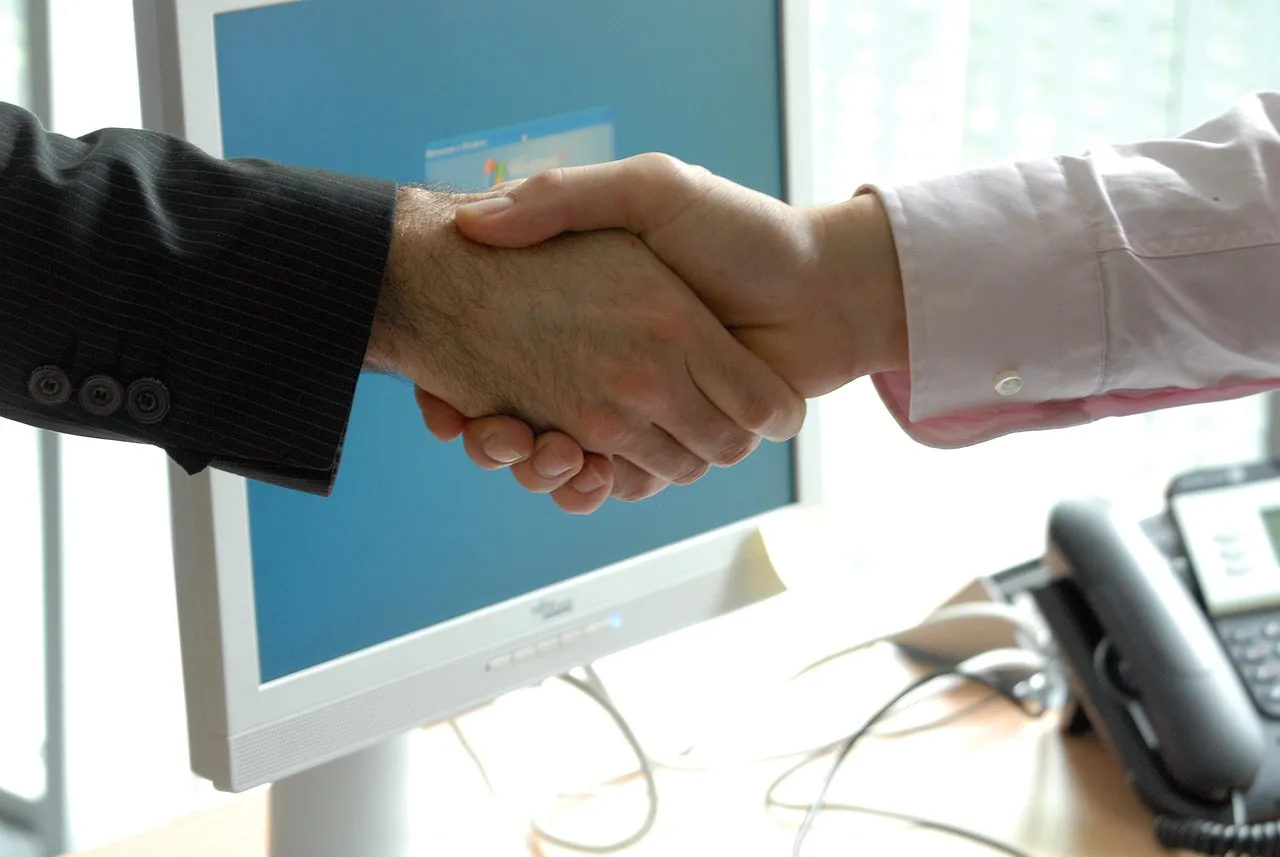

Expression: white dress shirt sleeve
xmin=864 ymin=91 xmax=1280 ymax=448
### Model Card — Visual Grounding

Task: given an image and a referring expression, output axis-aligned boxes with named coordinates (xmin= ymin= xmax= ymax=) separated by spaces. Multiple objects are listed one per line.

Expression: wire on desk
xmin=865 ymin=690 xmax=1001 ymax=739
xmin=766 ymin=794 xmax=1036 ymax=857
xmin=789 ymin=599 xmax=1050 ymax=683
xmin=527 ymin=673 xmax=659 ymax=854
xmin=448 ymin=718 xmax=496 ymax=794
xmin=767 ymin=668 xmax=1045 ymax=857
xmin=647 ymin=687 xmax=999 ymax=776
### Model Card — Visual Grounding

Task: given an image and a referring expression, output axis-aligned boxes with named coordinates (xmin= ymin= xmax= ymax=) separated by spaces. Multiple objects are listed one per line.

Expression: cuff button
xmin=79 ymin=375 xmax=124 ymax=417
xmin=28 ymin=365 xmax=72 ymax=406
xmin=126 ymin=378 xmax=171 ymax=424
xmin=994 ymin=369 xmax=1023 ymax=397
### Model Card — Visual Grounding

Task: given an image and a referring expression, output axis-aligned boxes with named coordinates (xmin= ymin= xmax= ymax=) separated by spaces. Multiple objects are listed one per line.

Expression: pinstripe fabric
xmin=0 ymin=102 xmax=398 ymax=495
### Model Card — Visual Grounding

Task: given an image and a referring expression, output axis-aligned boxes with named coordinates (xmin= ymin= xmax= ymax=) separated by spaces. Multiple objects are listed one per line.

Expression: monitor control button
xmin=560 ymin=629 xmax=584 ymax=646
xmin=486 ymin=653 xmax=512 ymax=671
xmin=536 ymin=637 xmax=559 ymax=654
xmin=513 ymin=645 xmax=536 ymax=662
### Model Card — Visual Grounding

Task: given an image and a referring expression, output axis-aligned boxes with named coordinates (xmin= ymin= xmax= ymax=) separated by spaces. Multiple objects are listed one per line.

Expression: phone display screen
xmin=1191 ymin=505 xmax=1280 ymax=617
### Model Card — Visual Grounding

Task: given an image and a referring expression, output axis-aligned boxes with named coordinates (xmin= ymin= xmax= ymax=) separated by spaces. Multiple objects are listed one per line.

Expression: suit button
xmin=79 ymin=375 xmax=124 ymax=417
xmin=28 ymin=365 xmax=72 ymax=406
xmin=125 ymin=378 xmax=170 ymax=424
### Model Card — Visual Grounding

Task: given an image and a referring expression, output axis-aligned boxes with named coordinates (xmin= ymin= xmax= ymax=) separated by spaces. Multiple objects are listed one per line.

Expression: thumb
xmin=454 ymin=154 xmax=690 ymax=248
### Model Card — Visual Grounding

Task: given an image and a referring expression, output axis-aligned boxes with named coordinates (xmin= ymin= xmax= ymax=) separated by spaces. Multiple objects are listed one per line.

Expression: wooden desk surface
xmin=66 ymin=644 xmax=1190 ymax=857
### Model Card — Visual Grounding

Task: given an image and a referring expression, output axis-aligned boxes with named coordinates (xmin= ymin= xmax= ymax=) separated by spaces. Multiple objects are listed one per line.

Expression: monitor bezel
xmin=134 ymin=0 xmax=821 ymax=792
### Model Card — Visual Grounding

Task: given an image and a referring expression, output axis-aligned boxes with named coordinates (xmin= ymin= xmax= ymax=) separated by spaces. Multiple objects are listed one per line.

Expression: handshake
xmin=365 ymin=154 xmax=908 ymax=514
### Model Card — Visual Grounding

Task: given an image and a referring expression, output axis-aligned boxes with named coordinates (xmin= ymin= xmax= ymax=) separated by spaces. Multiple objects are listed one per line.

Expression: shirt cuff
xmin=860 ymin=157 xmax=1107 ymax=444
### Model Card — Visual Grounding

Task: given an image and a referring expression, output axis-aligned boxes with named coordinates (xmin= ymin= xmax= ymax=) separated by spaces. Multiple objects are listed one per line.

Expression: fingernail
xmin=457 ymin=196 xmax=514 ymax=217
xmin=535 ymin=452 xmax=574 ymax=479
xmin=572 ymin=465 xmax=607 ymax=494
xmin=482 ymin=434 xmax=523 ymax=464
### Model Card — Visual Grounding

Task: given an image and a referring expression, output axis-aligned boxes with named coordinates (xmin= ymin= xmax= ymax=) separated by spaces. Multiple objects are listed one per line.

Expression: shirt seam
xmin=1108 ymin=226 xmax=1280 ymax=259
xmin=1054 ymin=160 xmax=1110 ymax=398
xmin=890 ymin=192 xmax=928 ymax=417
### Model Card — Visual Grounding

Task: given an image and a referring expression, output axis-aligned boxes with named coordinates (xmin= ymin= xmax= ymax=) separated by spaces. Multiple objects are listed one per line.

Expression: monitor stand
xmin=268 ymin=733 xmax=421 ymax=857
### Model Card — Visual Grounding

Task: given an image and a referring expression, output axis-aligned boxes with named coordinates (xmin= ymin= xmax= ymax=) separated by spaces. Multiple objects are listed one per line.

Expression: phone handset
xmin=1047 ymin=498 xmax=1265 ymax=802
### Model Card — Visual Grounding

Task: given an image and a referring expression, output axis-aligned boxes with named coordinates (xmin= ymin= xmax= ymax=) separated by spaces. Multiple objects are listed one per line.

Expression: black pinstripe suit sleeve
xmin=0 ymin=101 xmax=398 ymax=495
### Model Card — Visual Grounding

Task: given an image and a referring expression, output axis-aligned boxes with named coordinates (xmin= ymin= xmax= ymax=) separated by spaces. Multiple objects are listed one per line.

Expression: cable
xmin=448 ymin=718 xmax=495 ymax=794
xmin=865 ymin=689 xmax=1001 ymax=739
xmin=579 ymin=664 xmax=611 ymax=701
xmin=642 ymin=604 xmax=1052 ymax=776
xmin=527 ymin=673 xmax=659 ymax=854
xmin=649 ymin=683 xmax=1001 ymax=774
xmin=519 ymin=604 xmax=1049 ymax=854
xmin=790 ymin=600 xmax=1050 ymax=682
xmin=1154 ymin=813 xmax=1280 ymax=857
xmin=766 ymin=795 xmax=1036 ymax=857
xmin=787 ymin=672 xmax=964 ymax=854
xmin=768 ymin=666 xmax=1046 ymax=857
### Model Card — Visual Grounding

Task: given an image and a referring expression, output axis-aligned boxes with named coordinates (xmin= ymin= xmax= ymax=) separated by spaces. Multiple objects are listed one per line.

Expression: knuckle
xmin=611 ymin=366 xmax=656 ymax=400
xmin=613 ymin=485 xmax=645 ymax=502
xmin=512 ymin=470 xmax=554 ymax=495
xmin=632 ymin=151 xmax=685 ymax=181
xmin=673 ymin=461 xmax=710 ymax=486
xmin=615 ymin=475 xmax=661 ymax=502
xmin=583 ymin=414 xmax=634 ymax=452
xmin=655 ymin=444 xmax=703 ymax=484
xmin=610 ymin=363 xmax=677 ymax=409
xmin=522 ymin=167 xmax=566 ymax=196
xmin=736 ymin=393 xmax=788 ymax=436
xmin=630 ymin=151 xmax=704 ymax=190
xmin=713 ymin=431 xmax=759 ymax=467
xmin=629 ymin=152 xmax=711 ymax=196
xmin=623 ymin=153 xmax=701 ymax=229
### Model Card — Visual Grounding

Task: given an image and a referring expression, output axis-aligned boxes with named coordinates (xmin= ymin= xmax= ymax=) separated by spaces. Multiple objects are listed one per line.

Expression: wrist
xmin=368 ymin=185 xmax=460 ymax=377
xmin=367 ymin=187 xmax=416 ymax=373
xmin=805 ymin=191 xmax=908 ymax=377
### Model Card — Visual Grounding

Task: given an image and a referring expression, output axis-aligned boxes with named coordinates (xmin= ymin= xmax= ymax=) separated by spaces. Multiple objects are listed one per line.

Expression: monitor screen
xmin=211 ymin=0 xmax=796 ymax=684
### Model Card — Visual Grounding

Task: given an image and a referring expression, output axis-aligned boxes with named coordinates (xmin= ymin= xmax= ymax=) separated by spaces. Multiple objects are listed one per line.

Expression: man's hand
xmin=455 ymin=154 xmax=908 ymax=395
xmin=413 ymin=386 xmax=615 ymax=514
xmin=365 ymin=184 xmax=806 ymax=510
xmin=417 ymin=155 xmax=908 ymax=507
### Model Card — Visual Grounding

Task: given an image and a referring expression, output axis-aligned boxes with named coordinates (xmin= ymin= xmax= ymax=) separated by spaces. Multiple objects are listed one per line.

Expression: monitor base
xmin=268 ymin=733 xmax=420 ymax=857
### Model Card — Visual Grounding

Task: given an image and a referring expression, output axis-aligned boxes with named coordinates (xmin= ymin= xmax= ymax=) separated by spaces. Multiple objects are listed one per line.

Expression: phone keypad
xmin=1218 ymin=613 xmax=1280 ymax=717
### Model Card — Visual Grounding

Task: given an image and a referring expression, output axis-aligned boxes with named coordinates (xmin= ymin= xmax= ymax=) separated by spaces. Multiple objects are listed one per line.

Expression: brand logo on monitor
xmin=532 ymin=598 xmax=573 ymax=620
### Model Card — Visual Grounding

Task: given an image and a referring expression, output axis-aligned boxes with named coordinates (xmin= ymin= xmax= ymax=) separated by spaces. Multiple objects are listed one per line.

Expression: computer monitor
xmin=132 ymin=1 xmax=819 ymax=854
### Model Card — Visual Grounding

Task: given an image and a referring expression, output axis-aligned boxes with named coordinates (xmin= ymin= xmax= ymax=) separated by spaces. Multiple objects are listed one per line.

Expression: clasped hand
xmin=399 ymin=154 xmax=906 ymax=514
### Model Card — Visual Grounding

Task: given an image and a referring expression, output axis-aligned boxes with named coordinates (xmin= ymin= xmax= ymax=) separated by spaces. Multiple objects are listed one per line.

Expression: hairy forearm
xmin=367 ymin=185 xmax=477 ymax=378
xmin=365 ymin=184 xmax=518 ymax=413
xmin=367 ymin=186 xmax=435 ymax=374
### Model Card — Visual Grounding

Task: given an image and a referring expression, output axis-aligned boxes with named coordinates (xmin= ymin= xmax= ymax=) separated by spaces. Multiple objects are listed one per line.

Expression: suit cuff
xmin=164 ymin=166 xmax=397 ymax=495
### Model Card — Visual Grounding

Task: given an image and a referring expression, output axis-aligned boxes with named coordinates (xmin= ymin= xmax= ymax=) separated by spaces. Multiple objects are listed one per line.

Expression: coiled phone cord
xmin=1155 ymin=813 xmax=1280 ymax=856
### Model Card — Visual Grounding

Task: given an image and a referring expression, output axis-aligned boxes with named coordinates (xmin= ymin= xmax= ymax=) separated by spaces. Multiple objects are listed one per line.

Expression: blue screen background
xmin=213 ymin=0 xmax=795 ymax=682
